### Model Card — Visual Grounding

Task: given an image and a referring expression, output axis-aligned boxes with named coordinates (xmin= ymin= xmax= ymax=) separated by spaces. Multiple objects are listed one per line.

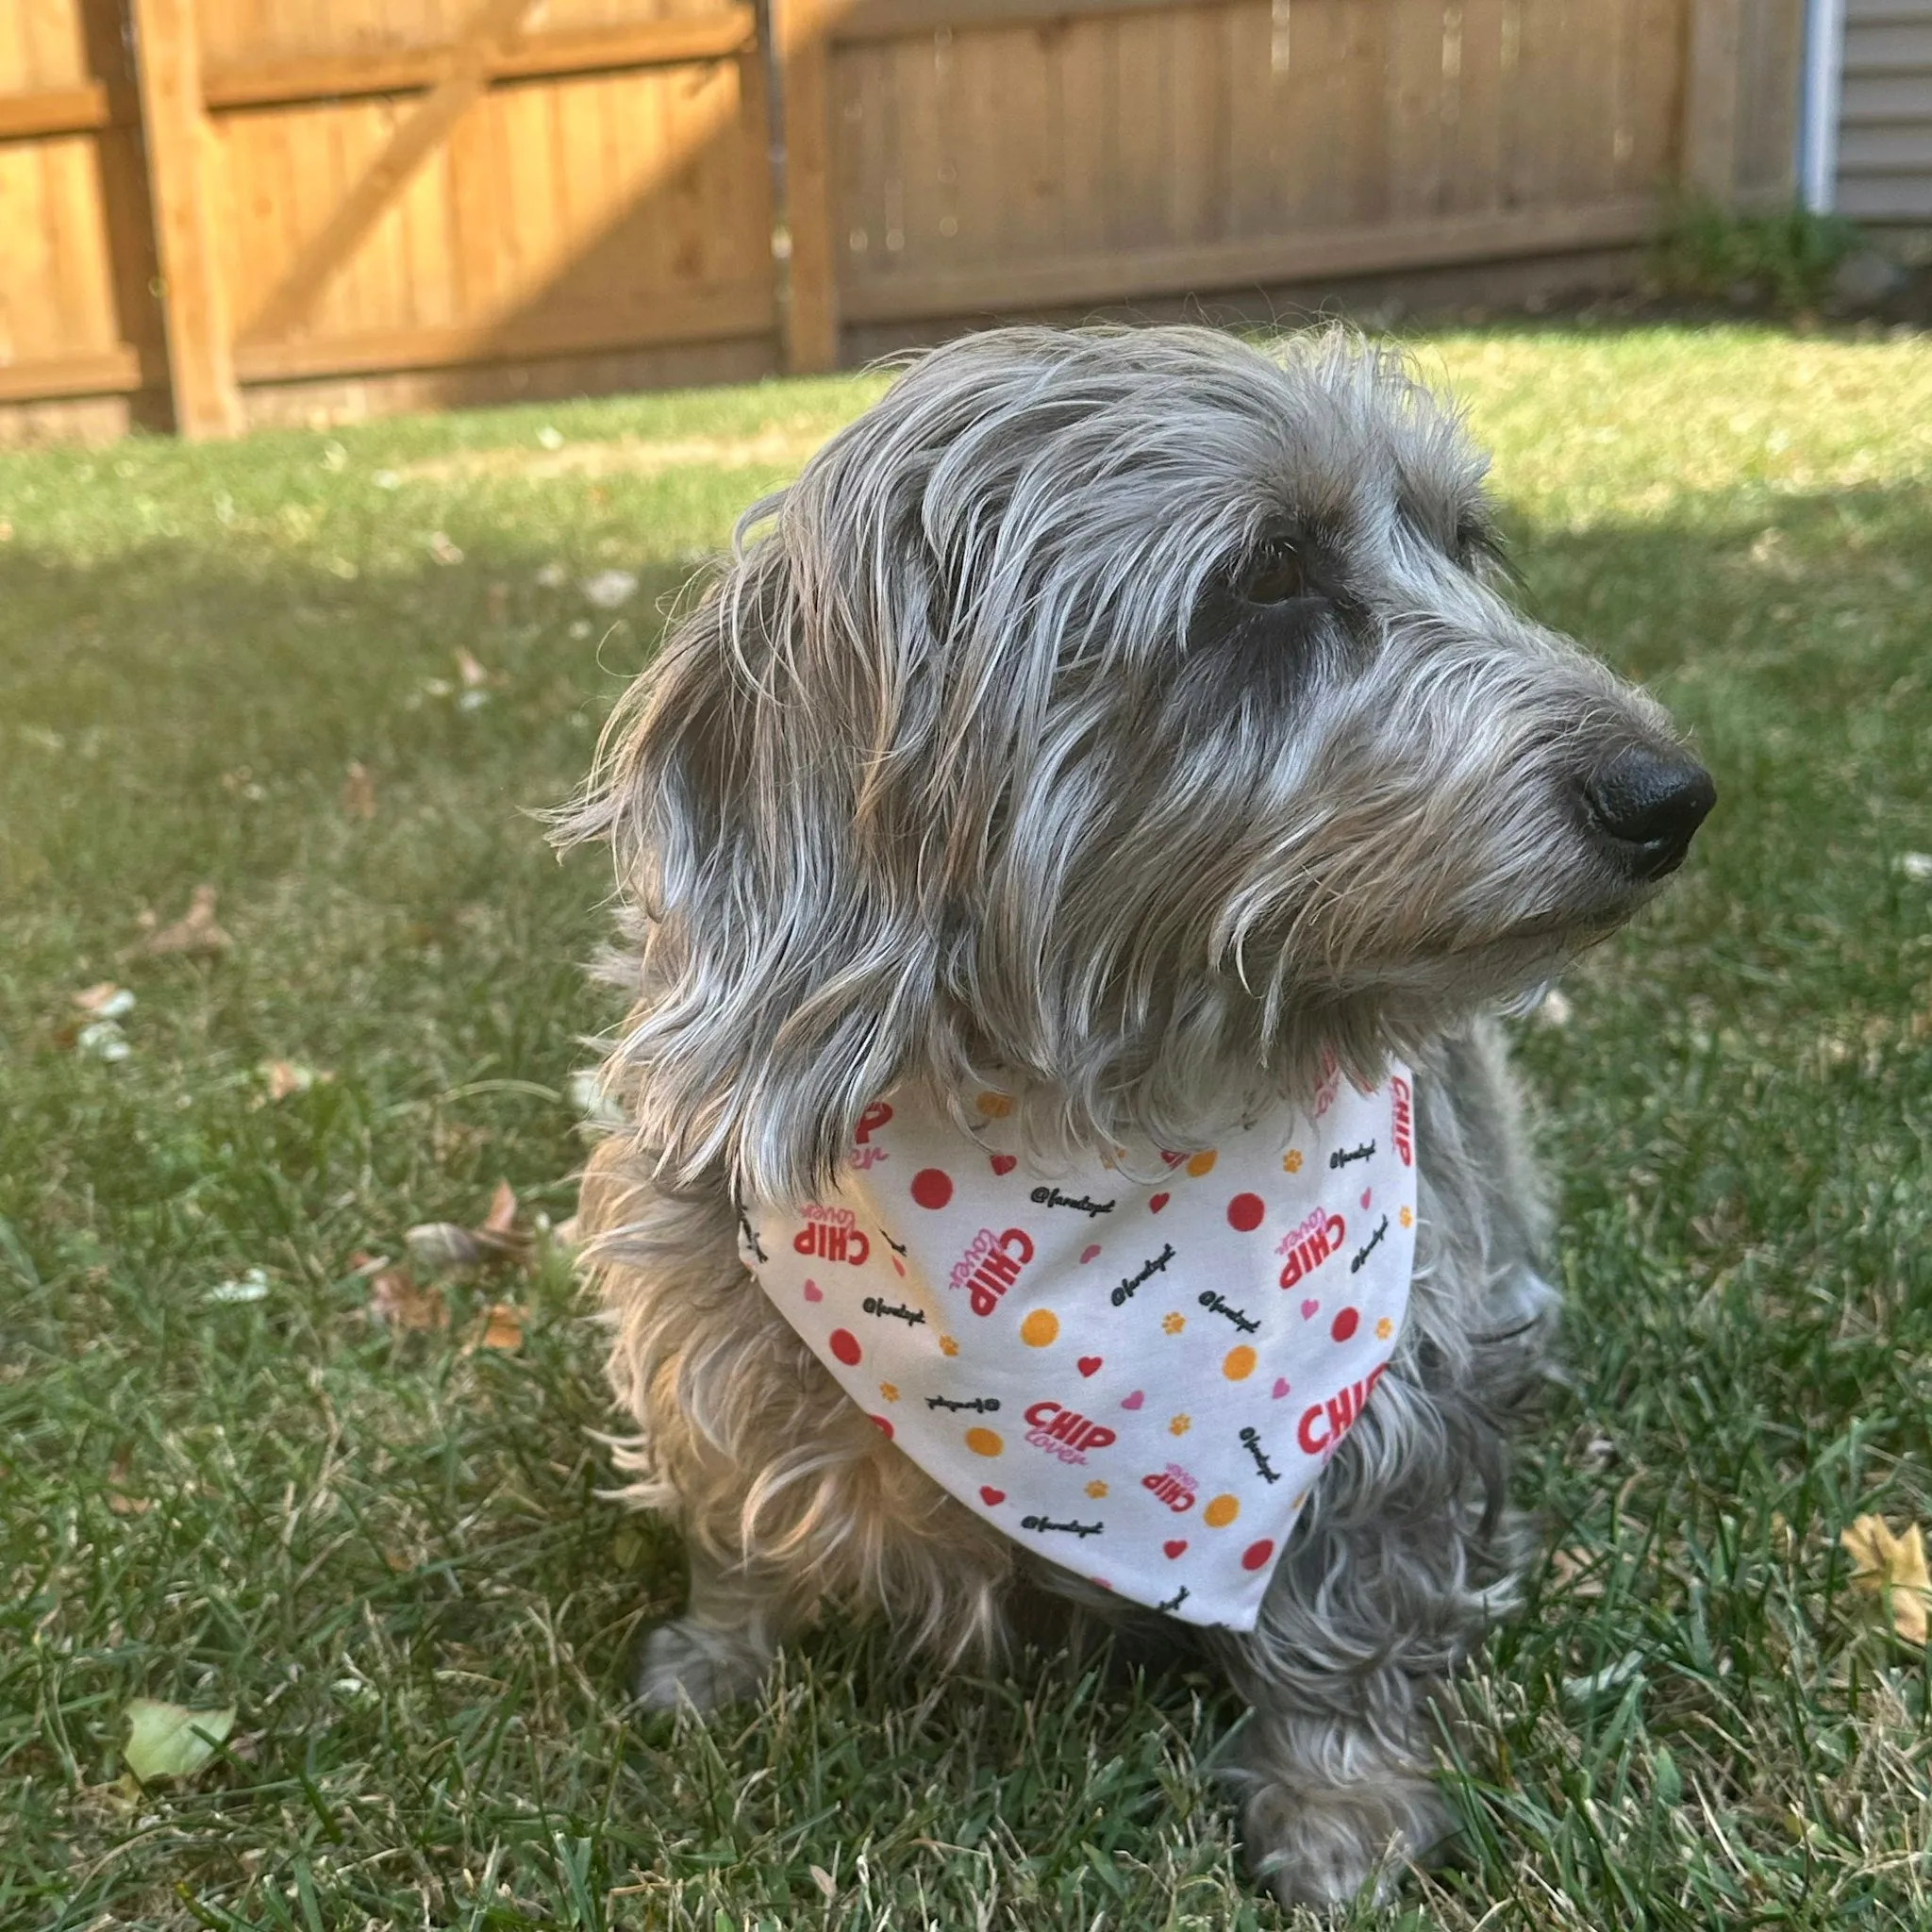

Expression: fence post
xmin=1683 ymin=0 xmax=1744 ymax=205
xmin=131 ymin=0 xmax=243 ymax=438
xmin=777 ymin=0 xmax=839 ymax=373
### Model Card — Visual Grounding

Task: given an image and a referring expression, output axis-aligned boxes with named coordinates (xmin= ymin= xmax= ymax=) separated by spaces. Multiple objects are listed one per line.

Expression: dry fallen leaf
xmin=364 ymin=1257 xmax=448 ymax=1333
xmin=123 ymin=1698 xmax=236 ymax=1781
xmin=105 ymin=1450 xmax=152 ymax=1518
xmin=74 ymin=981 xmax=135 ymax=1018
xmin=135 ymin=884 xmax=231 ymax=958
xmin=404 ymin=1222 xmax=491 ymax=1272
xmin=341 ymin=761 xmax=375 ymax=820
xmin=1841 ymin=1513 xmax=1932 ymax=1644
xmin=455 ymin=647 xmax=491 ymax=690
xmin=475 ymin=1303 xmax=524 ymax=1352
xmin=480 ymin=1179 xmax=518 ymax=1242
xmin=258 ymin=1059 xmax=330 ymax=1102
xmin=407 ymin=1181 xmax=529 ymax=1274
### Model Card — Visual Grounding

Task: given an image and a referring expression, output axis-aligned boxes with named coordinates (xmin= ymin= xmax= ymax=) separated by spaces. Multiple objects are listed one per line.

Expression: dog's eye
xmin=1239 ymin=540 xmax=1307 ymax=606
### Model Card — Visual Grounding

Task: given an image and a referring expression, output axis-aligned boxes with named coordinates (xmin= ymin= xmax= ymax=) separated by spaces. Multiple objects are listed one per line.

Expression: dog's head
xmin=567 ymin=326 xmax=1711 ymax=1199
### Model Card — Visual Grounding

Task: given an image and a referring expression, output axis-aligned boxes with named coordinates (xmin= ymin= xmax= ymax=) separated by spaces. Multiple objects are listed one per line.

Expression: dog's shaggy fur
xmin=561 ymin=325 xmax=1710 ymax=1906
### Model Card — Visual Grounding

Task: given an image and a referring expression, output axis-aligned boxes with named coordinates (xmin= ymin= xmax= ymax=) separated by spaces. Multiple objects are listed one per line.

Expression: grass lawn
xmin=4 ymin=323 xmax=1932 ymax=1930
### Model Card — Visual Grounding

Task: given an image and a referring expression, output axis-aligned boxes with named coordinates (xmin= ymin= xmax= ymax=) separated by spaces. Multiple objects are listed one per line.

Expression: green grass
xmin=4 ymin=325 xmax=1931 ymax=1929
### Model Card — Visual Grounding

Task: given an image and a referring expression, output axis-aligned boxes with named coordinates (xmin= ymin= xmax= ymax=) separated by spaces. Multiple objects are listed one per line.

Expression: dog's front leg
xmin=635 ymin=1543 xmax=813 ymax=1711
xmin=1208 ymin=1491 xmax=1495 ymax=1908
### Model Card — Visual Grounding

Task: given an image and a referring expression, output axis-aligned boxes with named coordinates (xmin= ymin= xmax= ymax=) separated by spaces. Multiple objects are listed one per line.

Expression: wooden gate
xmin=0 ymin=0 xmax=779 ymax=436
xmin=0 ymin=0 xmax=1801 ymax=436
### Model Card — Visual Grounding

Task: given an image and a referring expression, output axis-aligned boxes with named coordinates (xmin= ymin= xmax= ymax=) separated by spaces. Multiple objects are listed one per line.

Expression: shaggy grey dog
xmin=561 ymin=325 xmax=1712 ymax=1907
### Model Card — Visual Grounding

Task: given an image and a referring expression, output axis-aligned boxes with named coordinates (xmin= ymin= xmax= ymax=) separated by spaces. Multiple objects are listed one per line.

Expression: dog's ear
xmin=561 ymin=515 xmax=947 ymax=1206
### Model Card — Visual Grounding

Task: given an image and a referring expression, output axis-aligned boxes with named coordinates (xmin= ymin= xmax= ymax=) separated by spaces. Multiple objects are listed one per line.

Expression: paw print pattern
xmin=1283 ymin=1149 xmax=1304 ymax=1174
xmin=1162 ymin=1311 xmax=1186 ymax=1335
xmin=879 ymin=1382 xmax=900 ymax=1402
xmin=1085 ymin=1479 xmax=1108 ymax=1499
xmin=1169 ymin=1414 xmax=1191 ymax=1437
xmin=1399 ymin=1206 xmax=1413 ymax=1229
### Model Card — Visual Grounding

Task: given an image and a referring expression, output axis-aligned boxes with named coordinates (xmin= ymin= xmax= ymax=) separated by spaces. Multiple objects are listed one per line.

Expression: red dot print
xmin=910 ymin=1168 xmax=954 ymax=1210
xmin=1227 ymin=1191 xmax=1265 ymax=1232
xmin=870 ymin=1414 xmax=893 ymax=1439
xmin=1241 ymin=1539 xmax=1276 ymax=1572
xmin=1330 ymin=1307 xmax=1359 ymax=1343
xmin=829 ymin=1327 xmax=862 ymax=1366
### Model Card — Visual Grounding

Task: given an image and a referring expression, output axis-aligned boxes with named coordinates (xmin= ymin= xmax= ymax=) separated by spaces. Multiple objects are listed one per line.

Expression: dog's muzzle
xmin=1580 ymin=746 xmax=1716 ymax=881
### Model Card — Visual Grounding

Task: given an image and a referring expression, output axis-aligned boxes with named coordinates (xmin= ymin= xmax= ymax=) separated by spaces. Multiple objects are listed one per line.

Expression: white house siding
xmin=1839 ymin=0 xmax=1932 ymax=217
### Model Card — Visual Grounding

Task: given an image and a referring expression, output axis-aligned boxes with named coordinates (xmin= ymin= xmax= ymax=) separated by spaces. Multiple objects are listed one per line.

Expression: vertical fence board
xmin=132 ymin=0 xmax=242 ymax=434
xmin=779 ymin=0 xmax=838 ymax=367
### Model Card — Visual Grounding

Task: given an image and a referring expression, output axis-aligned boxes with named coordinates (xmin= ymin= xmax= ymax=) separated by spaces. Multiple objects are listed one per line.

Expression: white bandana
xmin=740 ymin=1063 xmax=1417 ymax=1630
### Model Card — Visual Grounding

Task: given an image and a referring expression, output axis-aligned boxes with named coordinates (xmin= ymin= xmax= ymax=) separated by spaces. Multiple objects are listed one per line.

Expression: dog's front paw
xmin=633 ymin=1616 xmax=771 ymax=1712
xmin=1243 ymin=1774 xmax=1456 ymax=1909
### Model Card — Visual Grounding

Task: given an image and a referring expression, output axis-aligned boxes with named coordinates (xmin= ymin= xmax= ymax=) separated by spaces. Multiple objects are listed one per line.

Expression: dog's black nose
xmin=1582 ymin=747 xmax=1715 ymax=880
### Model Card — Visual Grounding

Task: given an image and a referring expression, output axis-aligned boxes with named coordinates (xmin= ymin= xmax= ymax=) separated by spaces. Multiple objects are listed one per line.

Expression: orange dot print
xmin=976 ymin=1091 xmax=1013 ymax=1118
xmin=1283 ymin=1149 xmax=1304 ymax=1174
xmin=939 ymin=1334 xmax=959 ymax=1357
xmin=1400 ymin=1206 xmax=1413 ymax=1229
xmin=1375 ymin=1316 xmax=1393 ymax=1341
xmin=1223 ymin=1345 xmax=1257 ymax=1380
xmin=1019 ymin=1309 xmax=1059 ymax=1347
xmin=1186 ymin=1150 xmax=1218 ymax=1177
xmin=1203 ymin=1493 xmax=1240 ymax=1528
xmin=964 ymin=1427 xmax=1003 ymax=1457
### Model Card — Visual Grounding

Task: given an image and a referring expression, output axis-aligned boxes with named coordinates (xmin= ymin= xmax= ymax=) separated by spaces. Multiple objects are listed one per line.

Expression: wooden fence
xmin=0 ymin=0 xmax=1803 ymax=439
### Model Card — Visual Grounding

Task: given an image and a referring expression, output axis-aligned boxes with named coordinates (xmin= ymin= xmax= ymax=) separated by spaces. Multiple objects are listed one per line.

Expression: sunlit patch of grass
xmin=3 ymin=325 xmax=1930 ymax=1928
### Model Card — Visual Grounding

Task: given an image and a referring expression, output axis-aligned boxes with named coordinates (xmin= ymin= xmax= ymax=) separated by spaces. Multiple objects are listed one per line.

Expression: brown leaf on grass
xmin=1840 ymin=1514 xmax=1932 ymax=1644
xmin=341 ymin=762 xmax=375 ymax=820
xmin=406 ymin=1180 xmax=529 ymax=1274
xmin=258 ymin=1059 xmax=331 ymax=1102
xmin=74 ymin=981 xmax=134 ymax=1017
xmin=480 ymin=1179 xmax=518 ymax=1241
xmin=105 ymin=1450 xmax=152 ymax=1518
xmin=134 ymin=885 xmax=231 ymax=958
xmin=358 ymin=1253 xmax=448 ymax=1333
xmin=474 ymin=1303 xmax=524 ymax=1352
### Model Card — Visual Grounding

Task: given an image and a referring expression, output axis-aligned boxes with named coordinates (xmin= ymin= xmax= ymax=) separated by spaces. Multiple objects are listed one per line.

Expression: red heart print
xmin=1077 ymin=1356 xmax=1102 ymax=1377
xmin=979 ymin=1486 xmax=1006 ymax=1506
xmin=1300 ymin=1298 xmax=1319 ymax=1320
xmin=1149 ymin=1192 xmax=1170 ymax=1213
xmin=1360 ymin=1188 xmax=1372 ymax=1210
xmin=1272 ymin=1376 xmax=1291 ymax=1398
xmin=1079 ymin=1243 xmax=1101 ymax=1264
xmin=1121 ymin=1389 xmax=1145 ymax=1410
xmin=991 ymin=1154 xmax=1017 ymax=1176
xmin=803 ymin=1279 xmax=823 ymax=1303
xmin=1163 ymin=1539 xmax=1188 ymax=1559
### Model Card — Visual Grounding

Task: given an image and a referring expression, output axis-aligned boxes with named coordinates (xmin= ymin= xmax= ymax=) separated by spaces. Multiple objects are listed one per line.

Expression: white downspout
xmin=1799 ymin=0 xmax=1847 ymax=212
